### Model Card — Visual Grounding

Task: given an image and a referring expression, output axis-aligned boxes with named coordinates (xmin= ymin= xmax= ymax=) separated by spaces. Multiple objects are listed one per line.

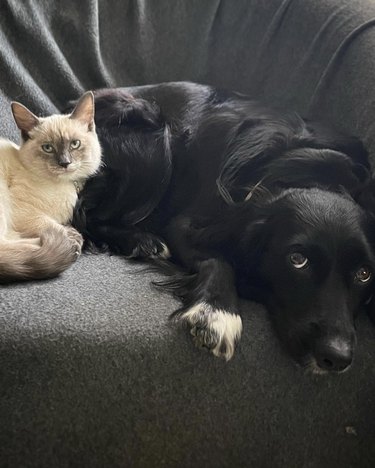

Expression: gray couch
xmin=1 ymin=1 xmax=375 ymax=467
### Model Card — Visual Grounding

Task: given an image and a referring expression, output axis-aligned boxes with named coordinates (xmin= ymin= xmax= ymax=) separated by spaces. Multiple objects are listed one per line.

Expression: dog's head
xmin=238 ymin=188 xmax=375 ymax=373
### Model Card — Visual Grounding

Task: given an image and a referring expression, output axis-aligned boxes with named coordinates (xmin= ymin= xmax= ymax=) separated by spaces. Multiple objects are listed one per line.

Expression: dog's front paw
xmin=179 ymin=302 xmax=242 ymax=361
xmin=126 ymin=233 xmax=170 ymax=260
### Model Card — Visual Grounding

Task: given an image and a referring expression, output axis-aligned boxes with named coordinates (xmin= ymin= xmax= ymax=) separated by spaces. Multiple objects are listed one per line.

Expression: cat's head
xmin=11 ymin=91 xmax=101 ymax=181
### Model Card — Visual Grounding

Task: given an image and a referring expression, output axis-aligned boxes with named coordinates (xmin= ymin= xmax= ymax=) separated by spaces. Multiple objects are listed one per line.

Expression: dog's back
xmin=82 ymin=82 xmax=368 ymax=222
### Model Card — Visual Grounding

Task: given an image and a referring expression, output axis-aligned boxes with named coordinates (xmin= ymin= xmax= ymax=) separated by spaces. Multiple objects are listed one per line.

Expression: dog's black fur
xmin=71 ymin=82 xmax=375 ymax=372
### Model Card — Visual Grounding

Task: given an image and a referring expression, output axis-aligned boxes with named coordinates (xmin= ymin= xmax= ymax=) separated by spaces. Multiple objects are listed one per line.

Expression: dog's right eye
xmin=355 ymin=266 xmax=372 ymax=283
xmin=290 ymin=252 xmax=309 ymax=269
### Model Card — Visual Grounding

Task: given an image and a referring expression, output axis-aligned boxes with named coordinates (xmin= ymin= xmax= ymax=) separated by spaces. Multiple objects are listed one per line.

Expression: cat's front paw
xmin=65 ymin=227 xmax=84 ymax=256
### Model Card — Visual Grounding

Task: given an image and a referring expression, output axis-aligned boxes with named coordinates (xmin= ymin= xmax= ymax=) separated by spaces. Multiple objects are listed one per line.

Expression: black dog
xmin=71 ymin=82 xmax=375 ymax=372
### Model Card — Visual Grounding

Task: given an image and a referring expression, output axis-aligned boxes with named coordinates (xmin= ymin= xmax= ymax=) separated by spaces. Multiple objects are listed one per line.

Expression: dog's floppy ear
xmin=216 ymin=117 xmax=296 ymax=203
xmin=233 ymin=201 xmax=275 ymax=263
xmin=262 ymin=148 xmax=370 ymax=194
xmin=216 ymin=114 xmax=370 ymax=202
xmin=239 ymin=217 xmax=268 ymax=253
xmin=304 ymin=120 xmax=370 ymax=169
xmin=234 ymin=212 xmax=273 ymax=299
xmin=185 ymin=201 xmax=270 ymax=260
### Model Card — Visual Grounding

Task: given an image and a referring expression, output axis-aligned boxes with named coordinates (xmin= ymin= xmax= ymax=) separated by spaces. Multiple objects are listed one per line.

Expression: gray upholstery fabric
xmin=1 ymin=255 xmax=375 ymax=467
xmin=1 ymin=1 xmax=375 ymax=467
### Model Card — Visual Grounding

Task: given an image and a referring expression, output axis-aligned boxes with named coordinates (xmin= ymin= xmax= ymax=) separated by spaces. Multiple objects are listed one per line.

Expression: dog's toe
xmin=191 ymin=325 xmax=219 ymax=350
xmin=180 ymin=302 xmax=242 ymax=360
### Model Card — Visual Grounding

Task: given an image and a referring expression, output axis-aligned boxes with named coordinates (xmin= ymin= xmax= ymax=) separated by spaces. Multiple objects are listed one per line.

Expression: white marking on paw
xmin=181 ymin=302 xmax=242 ymax=361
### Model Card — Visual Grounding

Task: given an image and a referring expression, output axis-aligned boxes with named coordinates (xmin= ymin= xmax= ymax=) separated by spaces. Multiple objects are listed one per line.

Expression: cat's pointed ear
xmin=70 ymin=91 xmax=95 ymax=131
xmin=11 ymin=102 xmax=40 ymax=140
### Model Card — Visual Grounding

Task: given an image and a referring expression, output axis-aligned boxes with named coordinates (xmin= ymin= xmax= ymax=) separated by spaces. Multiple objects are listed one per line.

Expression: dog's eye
xmin=290 ymin=252 xmax=309 ymax=269
xmin=355 ymin=266 xmax=372 ymax=283
xmin=70 ymin=139 xmax=81 ymax=150
xmin=41 ymin=143 xmax=54 ymax=153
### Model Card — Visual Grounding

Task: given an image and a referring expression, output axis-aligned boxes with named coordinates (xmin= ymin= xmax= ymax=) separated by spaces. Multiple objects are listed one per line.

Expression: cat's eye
xmin=41 ymin=143 xmax=54 ymax=153
xmin=354 ymin=266 xmax=372 ymax=283
xmin=290 ymin=252 xmax=309 ymax=269
xmin=70 ymin=139 xmax=81 ymax=150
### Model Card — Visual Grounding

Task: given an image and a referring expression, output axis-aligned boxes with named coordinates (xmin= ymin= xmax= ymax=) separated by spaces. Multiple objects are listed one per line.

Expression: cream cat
xmin=0 ymin=91 xmax=101 ymax=281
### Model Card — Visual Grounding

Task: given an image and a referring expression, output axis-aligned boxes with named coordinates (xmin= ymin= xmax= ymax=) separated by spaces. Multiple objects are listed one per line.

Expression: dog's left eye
xmin=355 ymin=266 xmax=372 ymax=283
xmin=290 ymin=252 xmax=309 ymax=269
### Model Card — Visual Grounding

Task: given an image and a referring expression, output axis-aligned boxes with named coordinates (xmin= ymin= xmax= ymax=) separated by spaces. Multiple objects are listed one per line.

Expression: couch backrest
xmin=1 ymin=0 xmax=375 ymax=159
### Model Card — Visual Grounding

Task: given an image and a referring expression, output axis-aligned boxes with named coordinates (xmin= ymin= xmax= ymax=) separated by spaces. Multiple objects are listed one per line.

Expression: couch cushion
xmin=1 ymin=254 xmax=375 ymax=467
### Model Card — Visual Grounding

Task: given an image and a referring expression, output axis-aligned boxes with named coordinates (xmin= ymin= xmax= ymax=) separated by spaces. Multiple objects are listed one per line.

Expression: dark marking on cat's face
xmin=42 ymin=137 xmax=79 ymax=169
xmin=30 ymin=119 xmax=99 ymax=177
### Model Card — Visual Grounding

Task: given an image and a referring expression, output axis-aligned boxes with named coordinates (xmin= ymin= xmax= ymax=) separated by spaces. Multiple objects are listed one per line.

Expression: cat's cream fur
xmin=0 ymin=91 xmax=101 ymax=282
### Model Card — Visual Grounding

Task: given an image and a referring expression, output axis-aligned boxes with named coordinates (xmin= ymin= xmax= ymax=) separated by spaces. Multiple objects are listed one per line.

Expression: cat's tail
xmin=0 ymin=227 xmax=81 ymax=283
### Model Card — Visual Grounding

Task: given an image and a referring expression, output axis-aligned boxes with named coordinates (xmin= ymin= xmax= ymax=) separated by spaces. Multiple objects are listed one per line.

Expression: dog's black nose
xmin=315 ymin=338 xmax=353 ymax=372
